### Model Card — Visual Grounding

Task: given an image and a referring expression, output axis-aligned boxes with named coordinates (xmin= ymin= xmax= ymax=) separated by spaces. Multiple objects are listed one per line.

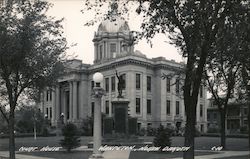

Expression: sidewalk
xmin=172 ymin=150 xmax=250 ymax=159
xmin=0 ymin=151 xmax=54 ymax=159
xmin=0 ymin=150 xmax=249 ymax=159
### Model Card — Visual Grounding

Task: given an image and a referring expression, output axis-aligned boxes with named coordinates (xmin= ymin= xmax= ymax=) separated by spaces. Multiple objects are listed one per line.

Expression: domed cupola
xmin=93 ymin=1 xmax=134 ymax=63
xmin=97 ymin=17 xmax=130 ymax=34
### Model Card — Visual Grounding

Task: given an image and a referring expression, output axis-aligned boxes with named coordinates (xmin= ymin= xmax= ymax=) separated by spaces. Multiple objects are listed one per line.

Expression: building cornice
xmin=63 ymin=54 xmax=185 ymax=76
xmin=88 ymin=54 xmax=184 ymax=73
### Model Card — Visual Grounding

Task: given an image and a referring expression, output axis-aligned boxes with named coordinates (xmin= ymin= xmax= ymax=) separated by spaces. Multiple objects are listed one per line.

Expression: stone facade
xmin=39 ymin=13 xmax=208 ymax=133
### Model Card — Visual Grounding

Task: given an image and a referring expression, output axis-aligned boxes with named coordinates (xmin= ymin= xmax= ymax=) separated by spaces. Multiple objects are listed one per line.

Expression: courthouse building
xmin=39 ymin=11 xmax=208 ymax=133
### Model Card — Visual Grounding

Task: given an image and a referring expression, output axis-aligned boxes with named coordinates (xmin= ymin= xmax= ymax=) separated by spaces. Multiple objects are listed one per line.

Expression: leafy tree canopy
xmin=0 ymin=1 xmax=67 ymax=158
xmin=0 ymin=0 xmax=67 ymax=107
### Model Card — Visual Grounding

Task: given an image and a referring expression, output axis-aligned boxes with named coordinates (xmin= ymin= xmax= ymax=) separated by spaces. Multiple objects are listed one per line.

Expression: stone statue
xmin=116 ymin=70 xmax=125 ymax=98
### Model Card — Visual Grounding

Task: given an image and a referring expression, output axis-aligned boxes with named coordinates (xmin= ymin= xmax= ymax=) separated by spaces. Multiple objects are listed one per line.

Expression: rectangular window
xmin=112 ymin=105 xmax=114 ymax=114
xmin=46 ymin=107 xmax=48 ymax=116
xmin=176 ymin=79 xmax=180 ymax=94
xmin=110 ymin=43 xmax=116 ymax=57
xmin=207 ymin=113 xmax=210 ymax=120
xmin=166 ymin=100 xmax=171 ymax=115
xmin=46 ymin=90 xmax=49 ymax=101
xmin=104 ymin=42 xmax=106 ymax=57
xmin=200 ymin=85 xmax=203 ymax=98
xmin=105 ymin=78 xmax=109 ymax=92
xmin=147 ymin=76 xmax=151 ymax=91
xmin=214 ymin=113 xmax=217 ymax=119
xmin=99 ymin=45 xmax=103 ymax=59
xmin=121 ymin=74 xmax=126 ymax=90
xmin=49 ymin=90 xmax=52 ymax=101
xmin=91 ymin=102 xmax=95 ymax=117
xmin=120 ymin=41 xmax=123 ymax=52
xmin=66 ymin=91 xmax=70 ymax=119
xmin=244 ymin=120 xmax=248 ymax=125
xmin=200 ymin=104 xmax=203 ymax=117
xmin=166 ymin=78 xmax=171 ymax=92
xmin=176 ymin=101 xmax=180 ymax=115
xmin=136 ymin=98 xmax=141 ymax=114
xmin=111 ymin=76 xmax=115 ymax=92
xmin=137 ymin=123 xmax=141 ymax=131
xmin=244 ymin=108 xmax=248 ymax=115
xmin=91 ymin=81 xmax=94 ymax=89
xmin=147 ymin=99 xmax=151 ymax=114
xmin=200 ymin=124 xmax=204 ymax=132
xmin=147 ymin=123 xmax=152 ymax=128
xmin=105 ymin=101 xmax=109 ymax=115
xmin=136 ymin=74 xmax=141 ymax=90
xmin=49 ymin=107 xmax=52 ymax=118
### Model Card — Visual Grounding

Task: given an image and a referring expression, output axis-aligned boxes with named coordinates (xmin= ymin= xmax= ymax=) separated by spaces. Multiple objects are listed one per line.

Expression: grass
xmin=218 ymin=155 xmax=250 ymax=159
xmin=17 ymin=150 xmax=220 ymax=159
xmin=18 ymin=151 xmax=92 ymax=159
xmin=129 ymin=151 xmax=220 ymax=159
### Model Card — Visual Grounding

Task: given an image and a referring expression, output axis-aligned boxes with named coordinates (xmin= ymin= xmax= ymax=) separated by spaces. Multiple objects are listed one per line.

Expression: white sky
xmin=47 ymin=0 xmax=183 ymax=64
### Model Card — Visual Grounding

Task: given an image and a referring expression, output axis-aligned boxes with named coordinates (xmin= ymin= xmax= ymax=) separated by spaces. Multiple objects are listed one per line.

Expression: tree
xmin=153 ymin=125 xmax=172 ymax=151
xmin=236 ymin=21 xmax=250 ymax=151
xmin=0 ymin=1 xmax=67 ymax=158
xmin=60 ymin=123 xmax=81 ymax=152
xmin=0 ymin=107 xmax=8 ymax=134
xmin=83 ymin=1 xmax=248 ymax=158
xmin=206 ymin=1 xmax=250 ymax=149
xmin=241 ymin=65 xmax=250 ymax=150
xmin=15 ymin=106 xmax=45 ymax=134
xmin=234 ymin=4 xmax=250 ymax=149
xmin=206 ymin=48 xmax=241 ymax=149
xmin=205 ymin=1 xmax=249 ymax=148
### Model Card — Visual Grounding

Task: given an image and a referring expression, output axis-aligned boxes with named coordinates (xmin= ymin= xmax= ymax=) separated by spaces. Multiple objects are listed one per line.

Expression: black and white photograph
xmin=0 ymin=0 xmax=249 ymax=159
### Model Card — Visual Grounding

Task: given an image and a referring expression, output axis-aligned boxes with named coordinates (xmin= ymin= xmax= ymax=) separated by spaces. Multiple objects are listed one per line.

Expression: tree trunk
xmin=248 ymin=93 xmax=250 ymax=151
xmin=248 ymin=106 xmax=250 ymax=151
xmin=184 ymin=101 xmax=196 ymax=159
xmin=9 ymin=110 xmax=15 ymax=159
xmin=220 ymin=110 xmax=226 ymax=150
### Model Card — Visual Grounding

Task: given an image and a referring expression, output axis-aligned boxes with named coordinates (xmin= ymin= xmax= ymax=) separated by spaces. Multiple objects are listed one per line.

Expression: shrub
xmin=41 ymin=127 xmax=49 ymax=137
xmin=181 ymin=127 xmax=201 ymax=137
xmin=137 ymin=128 xmax=146 ymax=136
xmin=240 ymin=126 xmax=248 ymax=134
xmin=207 ymin=127 xmax=219 ymax=133
xmin=81 ymin=117 xmax=93 ymax=136
xmin=153 ymin=125 xmax=172 ymax=150
xmin=147 ymin=127 xmax=157 ymax=136
xmin=60 ymin=123 xmax=81 ymax=152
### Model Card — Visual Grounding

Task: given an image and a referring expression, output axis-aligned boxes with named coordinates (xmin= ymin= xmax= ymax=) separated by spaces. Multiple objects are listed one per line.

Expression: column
xmin=52 ymin=89 xmax=56 ymax=124
xmin=73 ymin=81 xmax=78 ymax=120
xmin=142 ymin=73 xmax=147 ymax=126
xmin=93 ymin=96 xmax=102 ymax=157
xmin=69 ymin=82 xmax=73 ymax=120
xmin=104 ymin=41 xmax=107 ymax=58
xmin=55 ymin=85 xmax=60 ymax=124
xmin=94 ymin=43 xmax=98 ymax=61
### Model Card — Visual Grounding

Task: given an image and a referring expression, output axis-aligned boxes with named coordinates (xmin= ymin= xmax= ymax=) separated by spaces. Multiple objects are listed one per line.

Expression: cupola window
xmin=110 ymin=43 xmax=117 ymax=57
xmin=99 ymin=45 xmax=103 ymax=59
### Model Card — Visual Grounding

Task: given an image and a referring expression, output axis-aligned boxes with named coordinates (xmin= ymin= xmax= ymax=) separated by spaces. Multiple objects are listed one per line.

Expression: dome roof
xmin=97 ymin=16 xmax=130 ymax=33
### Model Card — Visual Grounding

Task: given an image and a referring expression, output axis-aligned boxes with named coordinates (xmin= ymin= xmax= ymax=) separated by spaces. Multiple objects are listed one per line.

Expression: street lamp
xmin=60 ymin=113 xmax=64 ymax=125
xmin=33 ymin=112 xmax=37 ymax=140
xmin=89 ymin=72 xmax=105 ymax=159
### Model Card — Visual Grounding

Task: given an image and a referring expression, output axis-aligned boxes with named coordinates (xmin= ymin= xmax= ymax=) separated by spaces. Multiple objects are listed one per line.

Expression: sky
xmin=47 ymin=0 xmax=184 ymax=64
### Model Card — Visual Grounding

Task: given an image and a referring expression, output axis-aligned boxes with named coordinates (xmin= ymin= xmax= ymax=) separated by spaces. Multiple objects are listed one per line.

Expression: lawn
xmin=18 ymin=150 xmax=220 ymax=159
xmin=18 ymin=151 xmax=92 ymax=159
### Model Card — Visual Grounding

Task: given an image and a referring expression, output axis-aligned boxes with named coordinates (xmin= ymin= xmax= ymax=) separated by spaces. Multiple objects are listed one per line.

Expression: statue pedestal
xmin=112 ymin=98 xmax=130 ymax=135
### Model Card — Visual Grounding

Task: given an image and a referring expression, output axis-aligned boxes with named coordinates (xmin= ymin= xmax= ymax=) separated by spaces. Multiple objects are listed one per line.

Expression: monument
xmin=112 ymin=70 xmax=130 ymax=135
